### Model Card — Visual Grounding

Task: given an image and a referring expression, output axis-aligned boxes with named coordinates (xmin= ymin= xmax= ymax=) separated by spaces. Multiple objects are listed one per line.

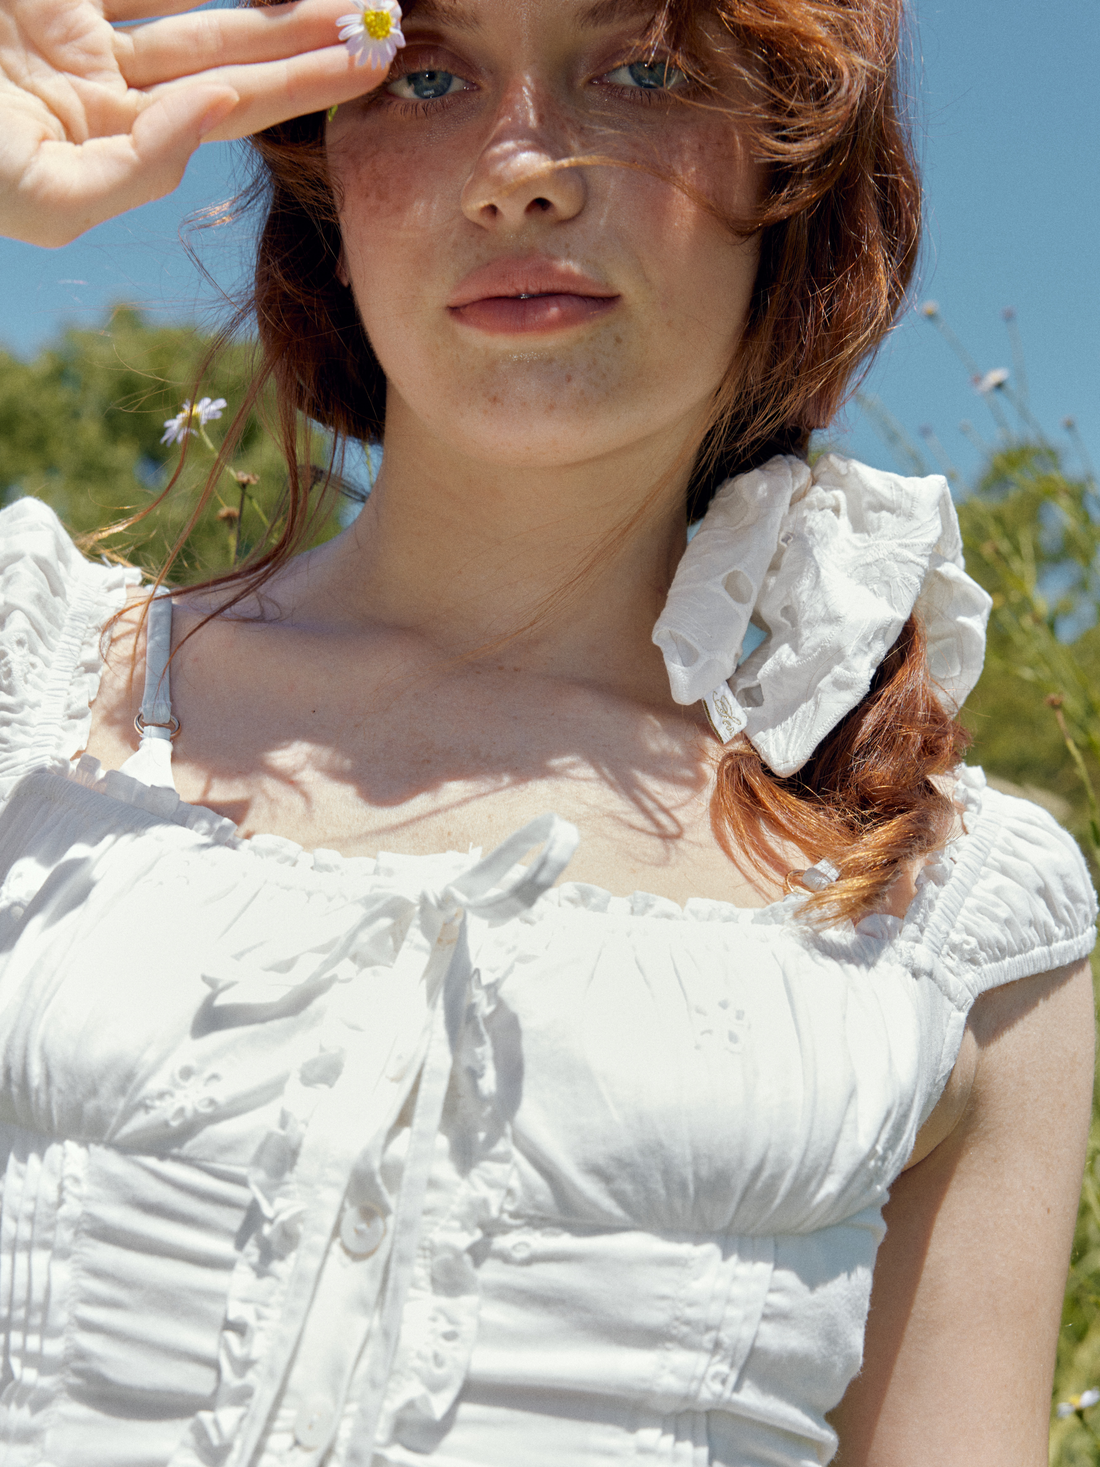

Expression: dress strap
xmin=116 ymin=587 xmax=179 ymax=791
xmin=136 ymin=586 xmax=177 ymax=739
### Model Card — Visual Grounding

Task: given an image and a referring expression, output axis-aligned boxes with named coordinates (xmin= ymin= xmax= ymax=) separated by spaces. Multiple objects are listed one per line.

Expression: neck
xmin=302 ymin=398 xmax=698 ymax=706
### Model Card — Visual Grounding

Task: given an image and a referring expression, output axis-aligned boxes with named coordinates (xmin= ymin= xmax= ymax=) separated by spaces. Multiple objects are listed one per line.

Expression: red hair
xmin=101 ymin=0 xmax=965 ymax=921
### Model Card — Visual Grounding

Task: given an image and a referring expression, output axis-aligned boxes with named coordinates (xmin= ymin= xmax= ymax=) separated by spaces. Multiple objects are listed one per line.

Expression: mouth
xmin=447 ymin=258 xmax=620 ymax=335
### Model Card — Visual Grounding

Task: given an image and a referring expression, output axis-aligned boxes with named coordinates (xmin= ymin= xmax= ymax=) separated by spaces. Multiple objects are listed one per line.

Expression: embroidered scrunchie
xmin=653 ymin=453 xmax=992 ymax=777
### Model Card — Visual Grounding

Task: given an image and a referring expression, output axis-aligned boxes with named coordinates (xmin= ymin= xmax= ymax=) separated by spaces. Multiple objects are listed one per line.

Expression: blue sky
xmin=1 ymin=0 xmax=1096 ymax=487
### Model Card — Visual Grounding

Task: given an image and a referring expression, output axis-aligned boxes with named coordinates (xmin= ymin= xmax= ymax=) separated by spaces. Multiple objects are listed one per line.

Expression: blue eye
xmin=605 ymin=60 xmax=686 ymax=91
xmin=386 ymin=70 xmax=470 ymax=101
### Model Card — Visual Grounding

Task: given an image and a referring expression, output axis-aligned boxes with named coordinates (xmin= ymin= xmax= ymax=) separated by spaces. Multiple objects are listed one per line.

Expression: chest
xmin=0 ymin=774 xmax=945 ymax=1237
xmin=83 ymin=610 xmax=789 ymax=908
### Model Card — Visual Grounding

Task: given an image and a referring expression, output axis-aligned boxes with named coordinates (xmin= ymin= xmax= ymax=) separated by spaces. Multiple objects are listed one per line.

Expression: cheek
xmin=609 ymin=137 xmax=760 ymax=363
xmin=334 ymin=145 xmax=456 ymax=264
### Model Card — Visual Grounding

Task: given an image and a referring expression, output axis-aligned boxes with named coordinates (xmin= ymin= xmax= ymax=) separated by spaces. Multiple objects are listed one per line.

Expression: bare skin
xmin=2 ymin=0 xmax=1092 ymax=1456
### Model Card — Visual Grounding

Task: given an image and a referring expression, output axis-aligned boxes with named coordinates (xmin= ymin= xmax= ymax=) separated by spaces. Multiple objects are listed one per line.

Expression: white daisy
xmin=160 ymin=397 xmax=228 ymax=446
xmin=972 ymin=367 xmax=1009 ymax=395
xmin=337 ymin=0 xmax=405 ymax=69
xmin=1057 ymin=1388 xmax=1100 ymax=1417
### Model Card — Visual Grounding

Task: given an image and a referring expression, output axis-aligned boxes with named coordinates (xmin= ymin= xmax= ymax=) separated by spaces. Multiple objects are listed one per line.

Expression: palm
xmin=0 ymin=0 xmax=385 ymax=245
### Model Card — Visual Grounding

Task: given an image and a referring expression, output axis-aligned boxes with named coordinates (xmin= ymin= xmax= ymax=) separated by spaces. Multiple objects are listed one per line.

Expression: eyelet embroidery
xmin=143 ymin=1061 xmax=223 ymax=1127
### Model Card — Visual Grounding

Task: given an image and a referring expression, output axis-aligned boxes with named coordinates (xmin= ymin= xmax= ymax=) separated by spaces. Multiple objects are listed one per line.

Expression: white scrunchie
xmin=652 ymin=453 xmax=992 ymax=778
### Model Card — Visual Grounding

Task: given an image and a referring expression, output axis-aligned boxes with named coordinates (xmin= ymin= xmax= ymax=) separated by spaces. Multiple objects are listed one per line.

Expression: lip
xmin=447 ymin=257 xmax=620 ymax=335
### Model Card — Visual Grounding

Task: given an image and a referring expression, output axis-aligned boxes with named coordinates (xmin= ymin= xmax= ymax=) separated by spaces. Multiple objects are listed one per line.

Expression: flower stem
xmin=1047 ymin=695 xmax=1100 ymax=861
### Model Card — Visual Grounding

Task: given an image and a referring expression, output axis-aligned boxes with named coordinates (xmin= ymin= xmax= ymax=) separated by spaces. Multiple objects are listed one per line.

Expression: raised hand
xmin=0 ymin=0 xmax=387 ymax=246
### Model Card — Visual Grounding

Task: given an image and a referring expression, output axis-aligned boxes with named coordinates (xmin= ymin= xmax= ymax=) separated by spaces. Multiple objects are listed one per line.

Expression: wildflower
xmin=1001 ymin=306 xmax=1017 ymax=322
xmin=1056 ymin=1388 xmax=1100 ymax=1417
xmin=972 ymin=368 xmax=1009 ymax=395
xmin=160 ymin=397 xmax=228 ymax=446
xmin=1063 ymin=416 xmax=1077 ymax=430
xmin=920 ymin=300 xmax=939 ymax=317
xmin=216 ymin=505 xmax=241 ymax=523
xmin=338 ymin=0 xmax=405 ymax=68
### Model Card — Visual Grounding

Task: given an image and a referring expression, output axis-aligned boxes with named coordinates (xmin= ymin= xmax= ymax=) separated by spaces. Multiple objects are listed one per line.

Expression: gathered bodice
xmin=0 ymin=496 xmax=1094 ymax=1467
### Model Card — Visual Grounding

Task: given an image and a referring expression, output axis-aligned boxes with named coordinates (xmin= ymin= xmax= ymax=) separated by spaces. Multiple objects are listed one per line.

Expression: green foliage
xmin=0 ymin=305 xmax=347 ymax=580
xmin=957 ymin=444 xmax=1100 ymax=864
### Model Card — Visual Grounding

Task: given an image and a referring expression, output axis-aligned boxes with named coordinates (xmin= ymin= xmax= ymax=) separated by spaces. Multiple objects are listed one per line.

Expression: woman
xmin=0 ymin=0 xmax=1094 ymax=1463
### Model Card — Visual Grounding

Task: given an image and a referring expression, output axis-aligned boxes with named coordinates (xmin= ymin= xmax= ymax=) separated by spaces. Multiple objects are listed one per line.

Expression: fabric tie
xmin=343 ymin=811 xmax=578 ymax=1463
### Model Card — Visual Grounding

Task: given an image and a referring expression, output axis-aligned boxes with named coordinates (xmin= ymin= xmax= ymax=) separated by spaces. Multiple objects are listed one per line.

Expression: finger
xmin=12 ymin=83 xmax=237 ymax=246
xmin=103 ymin=0 xmax=230 ymax=24
xmin=117 ymin=0 xmax=350 ymax=89
xmin=146 ymin=44 xmax=390 ymax=142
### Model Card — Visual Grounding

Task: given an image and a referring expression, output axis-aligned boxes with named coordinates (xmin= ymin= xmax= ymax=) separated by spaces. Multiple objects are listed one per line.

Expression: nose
xmin=460 ymin=83 xmax=586 ymax=231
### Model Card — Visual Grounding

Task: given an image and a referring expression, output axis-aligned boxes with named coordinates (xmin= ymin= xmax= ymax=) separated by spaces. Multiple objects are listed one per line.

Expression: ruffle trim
xmin=71 ymin=754 xmax=240 ymax=847
xmin=0 ymin=496 xmax=141 ymax=800
xmin=372 ymin=963 xmax=518 ymax=1452
xmin=57 ymin=756 xmax=1093 ymax=1000
xmin=170 ymin=1024 xmax=356 ymax=1467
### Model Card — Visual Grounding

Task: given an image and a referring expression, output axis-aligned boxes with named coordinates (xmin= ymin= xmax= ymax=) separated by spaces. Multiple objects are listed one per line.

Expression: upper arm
xmin=830 ymin=957 xmax=1096 ymax=1467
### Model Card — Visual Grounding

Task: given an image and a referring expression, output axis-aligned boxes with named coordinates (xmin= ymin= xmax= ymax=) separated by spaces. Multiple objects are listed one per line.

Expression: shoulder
xmin=0 ymin=496 xmax=141 ymax=797
xmin=923 ymin=767 xmax=1097 ymax=1003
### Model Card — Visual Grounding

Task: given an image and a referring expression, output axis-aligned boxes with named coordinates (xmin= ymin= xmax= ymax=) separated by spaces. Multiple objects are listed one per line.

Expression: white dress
xmin=0 ymin=494 xmax=1094 ymax=1467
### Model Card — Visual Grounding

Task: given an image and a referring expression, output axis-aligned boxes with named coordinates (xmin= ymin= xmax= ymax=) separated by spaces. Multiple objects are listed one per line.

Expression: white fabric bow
xmin=653 ymin=454 xmax=992 ymax=777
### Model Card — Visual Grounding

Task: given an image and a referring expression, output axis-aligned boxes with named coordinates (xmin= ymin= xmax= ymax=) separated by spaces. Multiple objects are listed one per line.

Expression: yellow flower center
xmin=362 ymin=10 xmax=392 ymax=40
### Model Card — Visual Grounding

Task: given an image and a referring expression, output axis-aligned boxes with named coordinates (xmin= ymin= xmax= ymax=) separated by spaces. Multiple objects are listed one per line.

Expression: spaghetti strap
xmin=116 ymin=588 xmax=178 ymax=792
xmin=137 ymin=588 xmax=176 ymax=738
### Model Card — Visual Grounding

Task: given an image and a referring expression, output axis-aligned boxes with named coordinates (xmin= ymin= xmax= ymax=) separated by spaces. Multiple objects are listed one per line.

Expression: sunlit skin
xmin=0 ymin=0 xmax=1084 ymax=1456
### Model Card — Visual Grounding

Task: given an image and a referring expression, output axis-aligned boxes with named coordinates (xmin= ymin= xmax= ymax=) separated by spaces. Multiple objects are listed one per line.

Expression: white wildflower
xmin=338 ymin=0 xmax=405 ymax=68
xmin=1057 ymin=1388 xmax=1100 ymax=1417
xmin=160 ymin=397 xmax=228 ymax=446
xmin=920 ymin=300 xmax=939 ymax=318
xmin=973 ymin=368 xmax=1009 ymax=395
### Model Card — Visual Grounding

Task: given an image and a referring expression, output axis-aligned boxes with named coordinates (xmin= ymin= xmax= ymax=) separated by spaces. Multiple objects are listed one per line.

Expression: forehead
xmin=402 ymin=0 xmax=661 ymax=30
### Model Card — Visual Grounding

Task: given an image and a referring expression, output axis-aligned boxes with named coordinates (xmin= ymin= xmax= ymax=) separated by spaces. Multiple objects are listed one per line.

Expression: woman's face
xmin=327 ymin=0 xmax=761 ymax=473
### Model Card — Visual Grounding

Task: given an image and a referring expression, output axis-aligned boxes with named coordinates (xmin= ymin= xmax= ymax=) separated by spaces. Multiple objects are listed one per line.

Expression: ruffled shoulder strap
xmin=0 ymin=496 xmax=141 ymax=802
xmin=910 ymin=768 xmax=1097 ymax=1005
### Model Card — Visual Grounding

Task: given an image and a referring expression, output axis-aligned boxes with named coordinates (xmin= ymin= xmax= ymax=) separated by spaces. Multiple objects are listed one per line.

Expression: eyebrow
xmin=403 ymin=0 xmax=659 ymax=31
